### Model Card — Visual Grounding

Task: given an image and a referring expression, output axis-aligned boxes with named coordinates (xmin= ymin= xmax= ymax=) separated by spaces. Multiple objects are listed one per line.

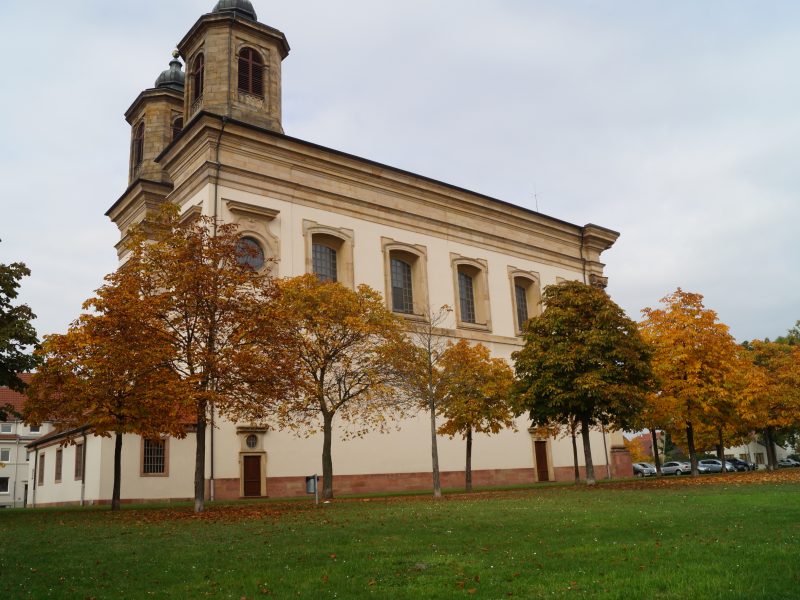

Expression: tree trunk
xmin=650 ymin=429 xmax=662 ymax=476
xmin=429 ymin=393 xmax=442 ymax=498
xmin=716 ymin=428 xmax=726 ymax=473
xmin=686 ymin=421 xmax=698 ymax=476
xmin=322 ymin=411 xmax=334 ymax=500
xmin=465 ymin=427 xmax=473 ymax=492
xmin=111 ymin=432 xmax=122 ymax=511
xmin=765 ymin=427 xmax=776 ymax=472
xmin=580 ymin=417 xmax=595 ymax=485
xmin=194 ymin=399 xmax=207 ymax=513
xmin=571 ymin=429 xmax=580 ymax=482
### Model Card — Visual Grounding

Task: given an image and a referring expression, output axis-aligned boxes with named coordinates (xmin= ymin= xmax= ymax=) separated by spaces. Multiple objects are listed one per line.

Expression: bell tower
xmin=177 ymin=0 xmax=290 ymax=133
xmin=124 ymin=52 xmax=186 ymax=185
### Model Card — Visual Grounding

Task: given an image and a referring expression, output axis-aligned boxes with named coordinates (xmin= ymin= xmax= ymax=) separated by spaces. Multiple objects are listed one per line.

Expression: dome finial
xmin=172 ymin=49 xmax=180 ymax=59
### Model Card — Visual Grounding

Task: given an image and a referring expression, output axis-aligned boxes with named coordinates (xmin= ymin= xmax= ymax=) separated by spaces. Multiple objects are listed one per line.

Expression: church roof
xmin=212 ymin=0 xmax=257 ymax=21
xmin=154 ymin=53 xmax=185 ymax=92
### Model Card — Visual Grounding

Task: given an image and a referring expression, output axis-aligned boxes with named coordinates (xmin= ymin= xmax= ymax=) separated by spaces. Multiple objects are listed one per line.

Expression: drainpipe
xmin=602 ymin=424 xmax=611 ymax=480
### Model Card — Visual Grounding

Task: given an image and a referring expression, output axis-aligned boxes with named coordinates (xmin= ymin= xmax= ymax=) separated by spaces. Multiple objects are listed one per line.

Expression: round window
xmin=245 ymin=434 xmax=258 ymax=449
xmin=236 ymin=237 xmax=265 ymax=271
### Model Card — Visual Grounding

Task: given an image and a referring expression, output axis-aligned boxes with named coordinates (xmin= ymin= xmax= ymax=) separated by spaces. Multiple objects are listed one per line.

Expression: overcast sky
xmin=1 ymin=0 xmax=798 ymax=344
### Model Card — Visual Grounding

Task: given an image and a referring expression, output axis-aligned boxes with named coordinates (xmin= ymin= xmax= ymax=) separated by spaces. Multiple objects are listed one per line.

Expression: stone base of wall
xmin=552 ymin=465 xmax=612 ymax=482
xmin=212 ymin=467 xmax=538 ymax=499
xmin=31 ymin=497 xmax=193 ymax=508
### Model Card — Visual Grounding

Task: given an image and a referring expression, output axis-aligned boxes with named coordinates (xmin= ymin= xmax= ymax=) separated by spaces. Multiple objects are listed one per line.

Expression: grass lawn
xmin=2 ymin=473 xmax=799 ymax=599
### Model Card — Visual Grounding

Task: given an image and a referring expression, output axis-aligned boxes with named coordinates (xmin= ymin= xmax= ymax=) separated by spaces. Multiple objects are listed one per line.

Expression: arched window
xmin=238 ymin=47 xmax=264 ymax=97
xmin=312 ymin=243 xmax=337 ymax=282
xmin=458 ymin=270 xmax=476 ymax=323
xmin=451 ymin=256 xmax=491 ymax=330
xmin=171 ymin=116 xmax=183 ymax=141
xmin=132 ymin=121 xmax=145 ymax=169
xmin=508 ymin=271 xmax=541 ymax=335
xmin=514 ymin=283 xmax=529 ymax=329
xmin=192 ymin=53 xmax=205 ymax=102
xmin=390 ymin=258 xmax=414 ymax=314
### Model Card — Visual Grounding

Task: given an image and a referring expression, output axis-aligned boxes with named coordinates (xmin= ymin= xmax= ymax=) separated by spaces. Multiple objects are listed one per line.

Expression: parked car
xmin=698 ymin=459 xmax=736 ymax=473
xmin=726 ymin=458 xmax=755 ymax=472
xmin=778 ymin=459 xmax=800 ymax=468
xmin=661 ymin=461 xmax=690 ymax=476
xmin=633 ymin=462 xmax=656 ymax=477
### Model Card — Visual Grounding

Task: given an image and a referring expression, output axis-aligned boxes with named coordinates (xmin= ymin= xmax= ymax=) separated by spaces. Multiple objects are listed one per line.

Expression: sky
xmin=1 ymin=0 xmax=798 ymax=344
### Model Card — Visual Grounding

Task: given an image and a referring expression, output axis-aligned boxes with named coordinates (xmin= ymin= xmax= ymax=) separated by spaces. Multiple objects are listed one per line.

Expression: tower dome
xmin=154 ymin=52 xmax=185 ymax=91
xmin=212 ymin=0 xmax=257 ymax=21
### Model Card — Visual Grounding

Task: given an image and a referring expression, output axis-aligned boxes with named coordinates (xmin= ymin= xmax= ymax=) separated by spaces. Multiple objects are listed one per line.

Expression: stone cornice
xmin=177 ymin=12 xmax=290 ymax=59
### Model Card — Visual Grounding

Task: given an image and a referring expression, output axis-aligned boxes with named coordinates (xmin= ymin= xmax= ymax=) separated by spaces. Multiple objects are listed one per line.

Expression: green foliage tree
xmin=513 ymin=281 xmax=653 ymax=485
xmin=0 ymin=241 xmax=39 ymax=393
xmin=437 ymin=340 xmax=516 ymax=492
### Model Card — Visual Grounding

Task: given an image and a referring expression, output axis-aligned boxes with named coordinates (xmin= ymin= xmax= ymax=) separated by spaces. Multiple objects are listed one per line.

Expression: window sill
xmin=456 ymin=321 xmax=492 ymax=333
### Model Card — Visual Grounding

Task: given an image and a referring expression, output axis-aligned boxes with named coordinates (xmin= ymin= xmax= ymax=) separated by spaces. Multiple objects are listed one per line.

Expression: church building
xmin=28 ymin=0 xmax=630 ymax=506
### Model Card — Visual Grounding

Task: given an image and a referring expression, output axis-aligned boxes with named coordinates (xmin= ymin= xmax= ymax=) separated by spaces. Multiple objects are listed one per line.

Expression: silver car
xmin=633 ymin=462 xmax=657 ymax=477
xmin=698 ymin=459 xmax=736 ymax=473
xmin=661 ymin=461 xmax=691 ymax=476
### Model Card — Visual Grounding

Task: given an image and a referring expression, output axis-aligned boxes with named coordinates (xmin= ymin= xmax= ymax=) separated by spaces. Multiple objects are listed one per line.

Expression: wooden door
xmin=534 ymin=441 xmax=549 ymax=482
xmin=243 ymin=455 xmax=262 ymax=497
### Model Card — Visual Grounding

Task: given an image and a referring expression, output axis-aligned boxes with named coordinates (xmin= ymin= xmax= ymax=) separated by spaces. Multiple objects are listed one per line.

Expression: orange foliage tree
xmin=275 ymin=275 xmax=408 ymax=500
xmin=640 ymin=289 xmax=741 ymax=475
xmin=739 ymin=340 xmax=800 ymax=469
xmin=436 ymin=340 xmax=515 ymax=492
xmin=513 ymin=281 xmax=653 ymax=485
xmin=111 ymin=207 xmax=298 ymax=513
xmin=25 ymin=271 xmax=191 ymax=510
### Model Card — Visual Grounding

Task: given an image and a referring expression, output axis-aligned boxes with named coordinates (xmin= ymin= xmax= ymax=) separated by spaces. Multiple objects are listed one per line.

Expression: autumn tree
xmin=25 ymin=272 xmax=190 ymax=510
xmin=775 ymin=320 xmax=800 ymax=346
xmin=0 ymin=241 xmax=38 ymax=393
xmin=118 ymin=207 xmax=299 ymax=513
xmin=513 ymin=281 xmax=653 ymax=485
xmin=393 ymin=306 xmax=453 ymax=498
xmin=640 ymin=289 xmax=741 ymax=476
xmin=631 ymin=391 xmax=677 ymax=475
xmin=739 ymin=340 xmax=800 ymax=470
xmin=436 ymin=340 xmax=515 ymax=491
xmin=275 ymin=275 xmax=408 ymax=500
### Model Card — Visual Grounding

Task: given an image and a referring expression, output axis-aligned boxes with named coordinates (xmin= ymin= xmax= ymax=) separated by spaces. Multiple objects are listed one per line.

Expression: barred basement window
xmin=142 ymin=438 xmax=166 ymax=475
xmin=55 ymin=448 xmax=63 ymax=483
xmin=192 ymin=53 xmax=205 ymax=102
xmin=38 ymin=454 xmax=45 ymax=486
xmin=74 ymin=444 xmax=84 ymax=480
xmin=238 ymin=47 xmax=264 ymax=97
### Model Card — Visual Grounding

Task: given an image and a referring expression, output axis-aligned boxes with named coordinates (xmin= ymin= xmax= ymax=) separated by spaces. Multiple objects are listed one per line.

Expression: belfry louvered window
xmin=192 ymin=53 xmax=205 ymax=102
xmin=238 ymin=47 xmax=264 ymax=97
xmin=132 ymin=122 xmax=145 ymax=169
